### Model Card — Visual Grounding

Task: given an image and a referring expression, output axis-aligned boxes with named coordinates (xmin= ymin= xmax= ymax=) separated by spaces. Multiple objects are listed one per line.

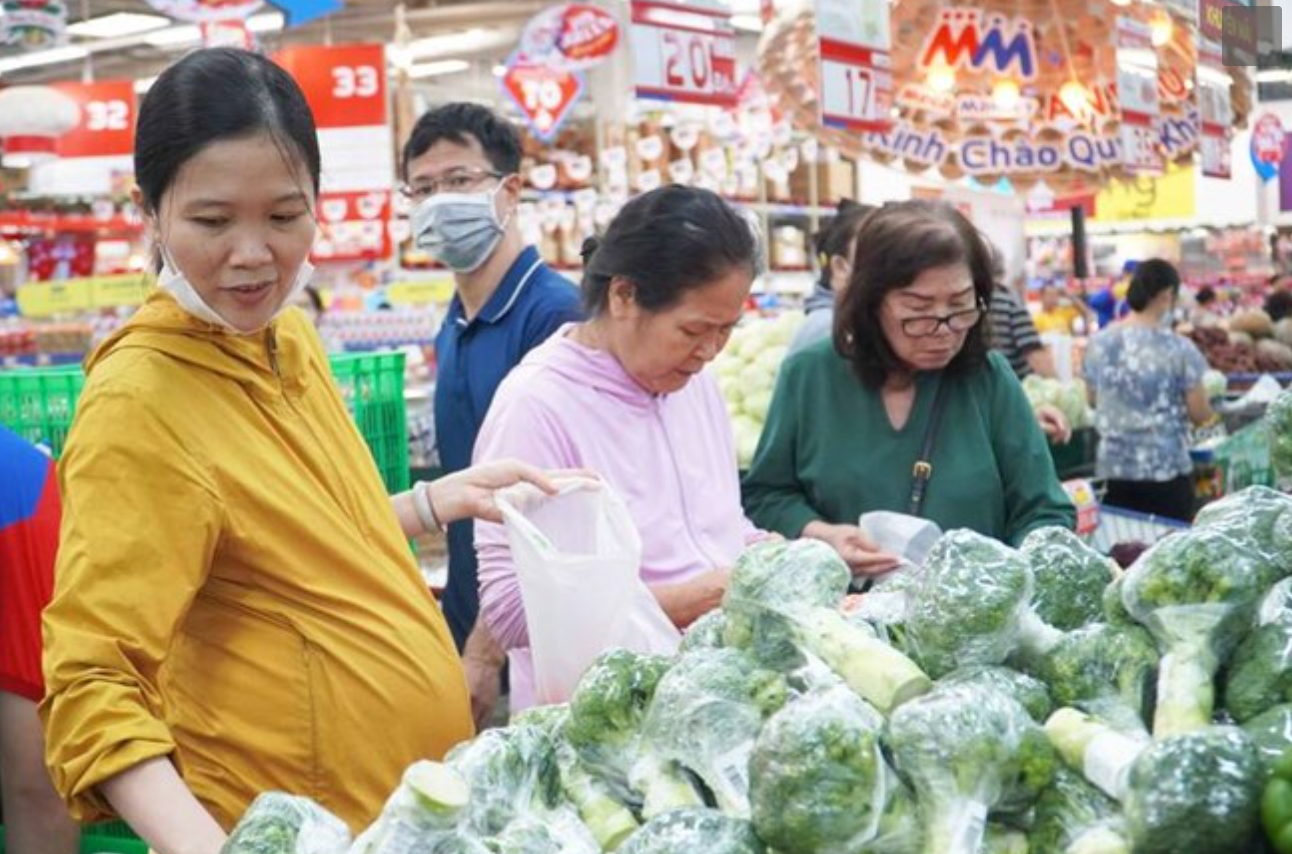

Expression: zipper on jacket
xmin=654 ymin=398 xmax=723 ymax=569
xmin=265 ymin=327 xmax=281 ymax=380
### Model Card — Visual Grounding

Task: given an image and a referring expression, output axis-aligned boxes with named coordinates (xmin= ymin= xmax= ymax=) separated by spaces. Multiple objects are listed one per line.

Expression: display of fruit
xmin=713 ymin=313 xmax=804 ymax=468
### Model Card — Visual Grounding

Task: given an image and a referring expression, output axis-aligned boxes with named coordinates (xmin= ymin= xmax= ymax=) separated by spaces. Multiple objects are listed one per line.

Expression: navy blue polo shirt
xmin=434 ymin=245 xmax=582 ymax=649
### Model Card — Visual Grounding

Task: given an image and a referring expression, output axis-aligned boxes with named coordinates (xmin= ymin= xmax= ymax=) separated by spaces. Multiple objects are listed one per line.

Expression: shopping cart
xmin=1087 ymin=504 xmax=1190 ymax=554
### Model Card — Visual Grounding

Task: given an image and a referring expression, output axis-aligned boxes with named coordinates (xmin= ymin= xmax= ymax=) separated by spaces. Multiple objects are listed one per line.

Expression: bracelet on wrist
xmin=413 ymin=481 xmax=444 ymax=534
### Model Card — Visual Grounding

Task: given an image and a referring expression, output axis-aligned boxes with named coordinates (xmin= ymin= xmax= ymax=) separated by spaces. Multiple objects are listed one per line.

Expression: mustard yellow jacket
xmin=41 ymin=292 xmax=472 ymax=832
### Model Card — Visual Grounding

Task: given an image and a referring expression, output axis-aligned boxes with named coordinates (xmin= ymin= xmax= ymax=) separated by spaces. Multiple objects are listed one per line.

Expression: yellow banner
xmin=387 ymin=279 xmax=454 ymax=306
xmin=1093 ymin=163 xmax=1196 ymax=222
xmin=91 ymin=275 xmax=152 ymax=308
xmin=17 ymin=279 xmax=94 ymax=318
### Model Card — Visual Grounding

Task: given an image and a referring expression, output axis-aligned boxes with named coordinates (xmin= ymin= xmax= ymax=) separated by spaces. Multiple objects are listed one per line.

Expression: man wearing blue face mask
xmin=402 ymin=103 xmax=583 ymax=727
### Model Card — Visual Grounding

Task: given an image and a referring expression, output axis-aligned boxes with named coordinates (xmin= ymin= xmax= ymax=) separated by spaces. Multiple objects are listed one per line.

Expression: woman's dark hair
xmin=1127 ymin=258 xmax=1181 ymax=312
xmin=402 ymin=102 xmax=522 ymax=180
xmin=813 ymin=200 xmax=874 ymax=290
xmin=1267 ymin=289 xmax=1292 ymax=322
xmin=581 ymin=185 xmax=758 ymax=315
xmin=1195 ymin=286 xmax=1216 ymax=306
xmin=834 ymin=200 xmax=994 ymax=388
xmin=135 ymin=48 xmax=322 ymax=218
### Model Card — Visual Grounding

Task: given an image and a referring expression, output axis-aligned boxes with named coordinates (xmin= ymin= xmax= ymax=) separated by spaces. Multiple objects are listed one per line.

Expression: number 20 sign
xmin=630 ymin=1 xmax=738 ymax=107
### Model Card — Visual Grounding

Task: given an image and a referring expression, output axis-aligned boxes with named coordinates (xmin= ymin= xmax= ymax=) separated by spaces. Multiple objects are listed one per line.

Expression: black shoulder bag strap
xmin=907 ymin=376 xmax=948 ymax=517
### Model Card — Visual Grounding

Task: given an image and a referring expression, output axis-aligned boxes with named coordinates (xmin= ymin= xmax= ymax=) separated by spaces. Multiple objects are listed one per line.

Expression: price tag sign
xmin=50 ymin=81 xmax=136 ymax=158
xmin=1116 ymin=18 xmax=1162 ymax=176
xmin=501 ymin=56 xmax=585 ymax=142
xmin=91 ymin=275 xmax=151 ymax=308
xmin=387 ymin=279 xmax=455 ymax=306
xmin=815 ymin=0 xmax=892 ymax=132
xmin=16 ymin=279 xmax=94 ymax=319
xmin=630 ymin=1 xmax=738 ymax=107
xmin=274 ymin=43 xmax=387 ymax=128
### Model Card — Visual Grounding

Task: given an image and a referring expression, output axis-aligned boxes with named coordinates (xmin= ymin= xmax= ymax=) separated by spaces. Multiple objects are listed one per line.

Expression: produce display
xmin=1021 ymin=377 xmax=1093 ymax=431
xmin=221 ymin=487 xmax=1292 ymax=854
xmin=1188 ymin=318 xmax=1292 ymax=375
xmin=712 ymin=314 xmax=805 ymax=468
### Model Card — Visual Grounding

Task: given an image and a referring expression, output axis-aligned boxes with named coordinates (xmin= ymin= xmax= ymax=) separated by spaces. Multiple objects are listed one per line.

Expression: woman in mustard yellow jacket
xmin=40 ymin=48 xmax=563 ymax=854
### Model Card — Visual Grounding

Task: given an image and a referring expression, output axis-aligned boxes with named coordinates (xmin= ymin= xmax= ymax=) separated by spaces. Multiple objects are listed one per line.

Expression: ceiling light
xmin=408 ymin=59 xmax=470 ymax=78
xmin=247 ymin=11 xmax=284 ymax=33
xmin=492 ymin=64 xmax=507 ymax=77
xmin=732 ymin=14 xmax=762 ymax=32
xmin=68 ymin=12 xmax=169 ymax=39
xmin=0 ymin=45 xmax=89 ymax=74
xmin=144 ymin=25 xmax=201 ymax=47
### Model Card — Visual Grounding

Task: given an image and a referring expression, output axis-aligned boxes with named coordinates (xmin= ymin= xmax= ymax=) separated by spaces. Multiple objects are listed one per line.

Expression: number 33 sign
xmin=273 ymin=43 xmax=387 ymax=128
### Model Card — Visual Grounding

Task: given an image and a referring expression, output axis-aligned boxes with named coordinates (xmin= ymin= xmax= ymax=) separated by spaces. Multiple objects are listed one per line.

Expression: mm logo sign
xmin=920 ymin=8 xmax=1037 ymax=80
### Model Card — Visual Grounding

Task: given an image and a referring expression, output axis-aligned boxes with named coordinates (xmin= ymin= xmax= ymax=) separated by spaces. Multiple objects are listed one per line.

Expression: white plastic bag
xmin=496 ymin=480 xmax=680 ymax=705
xmin=858 ymin=511 xmax=943 ymax=571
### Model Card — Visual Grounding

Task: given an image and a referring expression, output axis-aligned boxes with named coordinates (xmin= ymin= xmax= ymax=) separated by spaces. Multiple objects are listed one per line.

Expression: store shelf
xmin=1 ymin=352 xmax=85 ymax=369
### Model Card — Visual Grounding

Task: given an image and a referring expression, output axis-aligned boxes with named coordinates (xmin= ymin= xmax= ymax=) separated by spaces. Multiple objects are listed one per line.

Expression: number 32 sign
xmin=50 ymin=81 xmax=137 ymax=158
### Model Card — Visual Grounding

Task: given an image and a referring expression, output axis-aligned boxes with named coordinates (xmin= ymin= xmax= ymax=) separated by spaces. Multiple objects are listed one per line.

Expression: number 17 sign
xmin=815 ymin=0 xmax=892 ymax=133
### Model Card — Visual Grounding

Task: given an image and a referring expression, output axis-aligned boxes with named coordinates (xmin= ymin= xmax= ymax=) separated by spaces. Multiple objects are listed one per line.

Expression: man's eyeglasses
xmin=400 ymin=167 xmax=504 ymax=202
xmin=899 ymin=306 xmax=984 ymax=337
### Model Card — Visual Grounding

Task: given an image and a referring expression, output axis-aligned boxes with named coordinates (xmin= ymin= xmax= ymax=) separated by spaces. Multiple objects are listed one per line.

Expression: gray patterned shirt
xmin=1084 ymin=324 xmax=1208 ymax=482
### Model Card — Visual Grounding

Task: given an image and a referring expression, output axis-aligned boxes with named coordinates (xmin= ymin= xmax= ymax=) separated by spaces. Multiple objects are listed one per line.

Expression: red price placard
xmin=501 ymin=59 xmax=584 ymax=141
xmin=630 ymin=1 xmax=738 ymax=107
xmin=50 ymin=81 xmax=136 ymax=158
xmin=274 ymin=44 xmax=387 ymax=129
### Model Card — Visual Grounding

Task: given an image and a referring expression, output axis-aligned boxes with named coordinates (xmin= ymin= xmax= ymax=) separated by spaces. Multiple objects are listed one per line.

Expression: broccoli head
xmin=1022 ymin=527 xmax=1117 ymax=631
xmin=1123 ymin=726 xmax=1263 ymax=854
xmin=351 ymin=762 xmax=474 ymax=854
xmin=1102 ymin=574 xmax=1134 ymax=626
xmin=1030 ymin=768 xmax=1128 ymax=854
xmin=444 ymin=724 xmax=561 ymax=836
xmin=1038 ymin=622 xmax=1159 ymax=730
xmin=748 ymin=685 xmax=895 ymax=853
xmin=1193 ymin=486 xmax=1292 ymax=583
xmin=1121 ymin=528 xmax=1267 ymax=736
xmin=617 ymin=809 xmax=765 ymax=854
xmin=884 ymin=681 xmax=1057 ymax=854
xmin=1266 ymin=387 xmax=1292 ymax=480
xmin=1240 ymin=703 xmax=1292 ymax=774
xmin=223 ymin=793 xmax=351 ymax=854
xmin=679 ymin=609 xmax=728 ymax=654
xmin=939 ymin=666 xmax=1054 ymax=724
xmin=635 ymin=648 xmax=787 ymax=817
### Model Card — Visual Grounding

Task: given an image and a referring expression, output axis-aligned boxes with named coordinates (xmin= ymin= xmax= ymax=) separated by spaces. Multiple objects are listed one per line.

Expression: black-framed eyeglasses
xmin=400 ymin=167 xmax=504 ymax=202
xmin=899 ymin=305 xmax=984 ymax=337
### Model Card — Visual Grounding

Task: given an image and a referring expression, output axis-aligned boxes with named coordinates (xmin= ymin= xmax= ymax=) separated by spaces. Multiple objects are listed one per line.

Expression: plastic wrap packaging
xmin=1241 ymin=703 xmax=1292 ymax=774
xmin=1121 ymin=528 xmax=1268 ymax=737
xmin=1044 ymin=708 xmax=1150 ymax=802
xmin=678 ymin=609 xmax=727 ymax=654
xmin=617 ymin=808 xmax=765 ymax=854
xmin=634 ymin=648 xmax=787 ymax=818
xmin=350 ymin=762 xmax=473 ymax=854
xmin=1123 ymin=727 xmax=1263 ymax=854
xmin=1266 ymin=385 xmax=1292 ymax=480
xmin=1038 ymin=622 xmax=1159 ymax=731
xmin=1021 ymin=527 xmax=1117 ymax=631
xmin=857 ymin=510 xmax=942 ymax=572
xmin=444 ymin=724 xmax=559 ymax=836
xmin=722 ymin=539 xmax=931 ymax=713
xmin=1192 ymin=485 xmax=1292 ymax=582
xmin=1030 ymin=768 xmax=1128 ymax=854
xmin=223 ymin=793 xmax=351 ymax=854
xmin=939 ymin=666 xmax=1054 ymax=724
xmin=748 ymin=685 xmax=904 ymax=854
xmin=905 ymin=530 xmax=1060 ymax=679
xmin=884 ymin=681 xmax=1056 ymax=854
xmin=1224 ymin=610 xmax=1292 ymax=723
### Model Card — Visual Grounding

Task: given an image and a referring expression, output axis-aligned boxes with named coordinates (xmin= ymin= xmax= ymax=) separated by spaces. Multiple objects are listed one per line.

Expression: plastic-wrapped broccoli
xmin=1030 ymin=768 xmax=1128 ymax=854
xmin=222 ymin=793 xmax=351 ymax=854
xmin=884 ymin=681 xmax=1057 ymax=854
xmin=1121 ymin=528 xmax=1268 ymax=737
xmin=1044 ymin=708 xmax=1150 ymax=801
xmin=617 ymin=808 xmax=765 ymax=854
xmin=679 ymin=609 xmax=728 ymax=653
xmin=939 ymin=666 xmax=1054 ymax=724
xmin=445 ymin=724 xmax=562 ymax=836
xmin=1193 ymin=486 xmax=1292 ymax=581
xmin=1225 ymin=611 xmax=1292 ymax=723
xmin=350 ymin=762 xmax=475 ymax=854
xmin=905 ymin=530 xmax=1061 ymax=678
xmin=562 ymin=648 xmax=699 ymax=816
xmin=1101 ymin=574 xmax=1134 ymax=627
xmin=1267 ymin=387 xmax=1292 ymax=480
xmin=1122 ymin=727 xmax=1264 ymax=854
xmin=1241 ymin=703 xmax=1292 ymax=774
xmin=489 ymin=811 xmax=599 ymax=854
xmin=635 ymin=648 xmax=786 ymax=817
xmin=722 ymin=539 xmax=931 ymax=713
xmin=748 ymin=685 xmax=903 ymax=853
xmin=1021 ymin=527 xmax=1117 ymax=631
xmin=1037 ymin=622 xmax=1159 ymax=730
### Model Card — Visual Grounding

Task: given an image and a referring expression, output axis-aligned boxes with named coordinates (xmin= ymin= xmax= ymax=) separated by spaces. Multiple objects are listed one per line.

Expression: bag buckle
xmin=912 ymin=460 xmax=933 ymax=479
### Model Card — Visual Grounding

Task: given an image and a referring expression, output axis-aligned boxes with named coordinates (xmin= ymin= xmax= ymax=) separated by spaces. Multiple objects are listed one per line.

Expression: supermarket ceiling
xmin=0 ymin=0 xmax=553 ymax=84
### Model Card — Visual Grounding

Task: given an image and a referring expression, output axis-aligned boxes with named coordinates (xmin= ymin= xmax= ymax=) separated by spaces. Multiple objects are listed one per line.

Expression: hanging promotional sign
xmin=815 ymin=0 xmax=893 ymax=133
xmin=630 ymin=0 xmax=738 ymax=107
xmin=1196 ymin=39 xmax=1232 ymax=179
xmin=1 ymin=0 xmax=67 ymax=48
xmin=266 ymin=0 xmax=342 ymax=26
xmin=501 ymin=54 xmax=585 ymax=143
xmin=1251 ymin=113 xmax=1286 ymax=184
xmin=141 ymin=0 xmax=263 ymax=21
xmin=519 ymin=3 xmax=619 ymax=72
xmin=1116 ymin=17 xmax=1163 ymax=176
xmin=313 ymin=190 xmax=390 ymax=263
xmin=26 ymin=81 xmax=137 ymax=197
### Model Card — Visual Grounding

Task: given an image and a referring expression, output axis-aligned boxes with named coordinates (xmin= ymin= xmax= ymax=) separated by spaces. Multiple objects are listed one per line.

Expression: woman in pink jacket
xmin=473 ymin=185 xmax=766 ymax=708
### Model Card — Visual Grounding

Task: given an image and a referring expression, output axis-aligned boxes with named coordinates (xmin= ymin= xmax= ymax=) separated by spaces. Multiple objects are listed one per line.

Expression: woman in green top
xmin=742 ymin=200 xmax=1074 ymax=574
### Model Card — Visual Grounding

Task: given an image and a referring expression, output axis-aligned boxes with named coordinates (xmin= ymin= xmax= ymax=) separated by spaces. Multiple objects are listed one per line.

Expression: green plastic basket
xmin=0 ymin=366 xmax=86 ymax=458
xmin=0 ymin=353 xmax=410 ymax=494
xmin=0 ymin=820 xmax=147 ymax=854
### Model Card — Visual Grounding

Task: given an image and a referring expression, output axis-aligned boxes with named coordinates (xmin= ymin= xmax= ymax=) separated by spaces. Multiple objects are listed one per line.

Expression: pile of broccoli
xmin=221 ymin=486 xmax=1292 ymax=854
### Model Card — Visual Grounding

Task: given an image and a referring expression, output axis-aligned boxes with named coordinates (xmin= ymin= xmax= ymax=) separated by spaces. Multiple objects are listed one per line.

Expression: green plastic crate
xmin=0 ymin=353 xmax=410 ymax=494
xmin=329 ymin=351 xmax=410 ymax=494
xmin=0 ymin=820 xmax=146 ymax=854
xmin=0 ymin=366 xmax=86 ymax=458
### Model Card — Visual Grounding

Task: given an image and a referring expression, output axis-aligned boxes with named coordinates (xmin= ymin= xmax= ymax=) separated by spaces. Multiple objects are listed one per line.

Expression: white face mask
xmin=157 ymin=246 xmax=314 ymax=335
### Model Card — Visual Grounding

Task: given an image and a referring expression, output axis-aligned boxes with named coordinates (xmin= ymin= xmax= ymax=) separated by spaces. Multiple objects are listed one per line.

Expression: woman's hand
xmin=1035 ymin=404 xmax=1072 ymax=446
xmin=429 ymin=461 xmax=598 ymax=526
xmin=802 ymin=521 xmax=900 ymax=576
xmin=651 ymin=568 xmax=731 ymax=629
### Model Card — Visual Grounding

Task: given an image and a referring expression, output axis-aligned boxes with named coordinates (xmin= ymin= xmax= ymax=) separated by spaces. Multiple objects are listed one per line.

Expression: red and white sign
xmin=274 ymin=44 xmax=394 ymax=199
xmin=142 ymin=0 xmax=263 ymax=22
xmin=1198 ymin=38 xmax=1232 ymax=180
xmin=313 ymin=190 xmax=392 ymax=262
xmin=501 ymin=56 xmax=584 ymax=142
xmin=1253 ymin=113 xmax=1286 ymax=164
xmin=26 ymin=81 xmax=135 ymax=197
xmin=1116 ymin=18 xmax=1162 ymax=176
xmin=815 ymin=0 xmax=893 ymax=133
xmin=519 ymin=4 xmax=620 ymax=71
xmin=630 ymin=1 xmax=738 ymax=107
